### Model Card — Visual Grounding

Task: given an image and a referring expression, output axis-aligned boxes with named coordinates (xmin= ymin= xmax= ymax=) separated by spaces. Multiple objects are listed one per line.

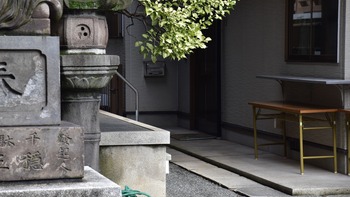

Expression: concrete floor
xmin=167 ymin=127 xmax=350 ymax=197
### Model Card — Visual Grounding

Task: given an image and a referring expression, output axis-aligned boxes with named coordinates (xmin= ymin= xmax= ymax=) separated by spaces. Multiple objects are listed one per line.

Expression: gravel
xmin=166 ymin=163 xmax=244 ymax=197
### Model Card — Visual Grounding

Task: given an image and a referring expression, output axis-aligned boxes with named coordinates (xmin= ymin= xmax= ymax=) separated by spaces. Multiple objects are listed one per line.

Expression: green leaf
xmin=135 ymin=41 xmax=142 ymax=47
xmin=146 ymin=43 xmax=154 ymax=50
xmin=151 ymin=55 xmax=157 ymax=63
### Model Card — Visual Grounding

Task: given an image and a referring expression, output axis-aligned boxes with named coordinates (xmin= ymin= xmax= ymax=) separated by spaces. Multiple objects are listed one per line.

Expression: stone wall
xmin=98 ymin=111 xmax=170 ymax=197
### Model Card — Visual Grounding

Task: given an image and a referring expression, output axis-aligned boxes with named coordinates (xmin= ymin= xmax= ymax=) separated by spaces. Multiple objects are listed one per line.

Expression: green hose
xmin=122 ymin=186 xmax=151 ymax=197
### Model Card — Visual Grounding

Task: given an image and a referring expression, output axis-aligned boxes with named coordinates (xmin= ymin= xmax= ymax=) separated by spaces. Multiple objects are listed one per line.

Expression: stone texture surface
xmin=0 ymin=1 xmax=63 ymax=35
xmin=0 ymin=122 xmax=84 ymax=181
xmin=99 ymin=111 xmax=170 ymax=146
xmin=0 ymin=166 xmax=121 ymax=197
xmin=61 ymin=54 xmax=119 ymax=171
xmin=61 ymin=54 xmax=120 ymax=67
xmin=61 ymin=54 xmax=119 ymax=89
xmin=8 ymin=19 xmax=51 ymax=35
xmin=0 ymin=1 xmax=62 ymax=30
xmin=99 ymin=114 xmax=149 ymax=132
xmin=32 ymin=3 xmax=50 ymax=18
xmin=61 ymin=92 xmax=101 ymax=170
xmin=100 ymin=146 xmax=167 ymax=197
xmin=99 ymin=111 xmax=170 ymax=197
xmin=58 ymin=13 xmax=108 ymax=49
xmin=0 ymin=36 xmax=60 ymax=126
xmin=61 ymin=93 xmax=107 ymax=171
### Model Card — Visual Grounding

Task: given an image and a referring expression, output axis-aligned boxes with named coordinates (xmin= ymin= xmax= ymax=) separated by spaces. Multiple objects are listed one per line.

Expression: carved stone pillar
xmin=61 ymin=55 xmax=119 ymax=170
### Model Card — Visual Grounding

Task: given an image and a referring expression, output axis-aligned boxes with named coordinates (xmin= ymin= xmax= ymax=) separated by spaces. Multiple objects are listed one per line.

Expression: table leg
xmin=253 ymin=106 xmax=258 ymax=159
xmin=332 ymin=113 xmax=337 ymax=174
xmin=347 ymin=115 xmax=350 ymax=175
xmin=299 ymin=114 xmax=304 ymax=175
xmin=282 ymin=114 xmax=287 ymax=157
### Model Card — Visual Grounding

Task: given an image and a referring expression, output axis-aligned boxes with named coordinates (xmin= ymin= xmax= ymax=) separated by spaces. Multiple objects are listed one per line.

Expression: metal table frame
xmin=249 ymin=101 xmax=338 ymax=175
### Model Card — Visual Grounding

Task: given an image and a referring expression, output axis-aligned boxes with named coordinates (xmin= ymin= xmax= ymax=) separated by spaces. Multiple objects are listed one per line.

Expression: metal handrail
xmin=115 ymin=71 xmax=139 ymax=121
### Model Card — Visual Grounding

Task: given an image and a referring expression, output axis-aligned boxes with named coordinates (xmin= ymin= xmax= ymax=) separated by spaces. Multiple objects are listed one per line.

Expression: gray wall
xmin=123 ymin=18 xmax=178 ymax=112
xmin=222 ymin=0 xmax=285 ymax=129
xmin=117 ymin=1 xmax=189 ymax=127
xmin=221 ymin=0 xmax=348 ymax=152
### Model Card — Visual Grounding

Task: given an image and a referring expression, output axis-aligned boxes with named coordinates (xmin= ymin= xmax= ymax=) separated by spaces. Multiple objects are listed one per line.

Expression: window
xmin=286 ymin=0 xmax=339 ymax=62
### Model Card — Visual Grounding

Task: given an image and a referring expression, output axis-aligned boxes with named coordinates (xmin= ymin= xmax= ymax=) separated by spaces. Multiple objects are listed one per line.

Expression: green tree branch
xmin=133 ymin=0 xmax=238 ymax=62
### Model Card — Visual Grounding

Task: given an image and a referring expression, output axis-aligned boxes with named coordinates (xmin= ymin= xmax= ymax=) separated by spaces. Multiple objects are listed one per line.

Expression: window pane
xmin=290 ymin=0 xmax=312 ymax=56
xmin=313 ymin=0 xmax=338 ymax=59
xmin=287 ymin=0 xmax=338 ymax=62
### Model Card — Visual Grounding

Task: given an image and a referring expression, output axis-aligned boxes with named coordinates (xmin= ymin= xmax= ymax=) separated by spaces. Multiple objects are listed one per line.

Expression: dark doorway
xmin=190 ymin=21 xmax=221 ymax=136
xmin=100 ymin=65 xmax=125 ymax=115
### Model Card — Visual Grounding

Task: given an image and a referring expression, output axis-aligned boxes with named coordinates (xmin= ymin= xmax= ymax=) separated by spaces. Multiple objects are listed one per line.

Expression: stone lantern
xmin=57 ymin=0 xmax=133 ymax=170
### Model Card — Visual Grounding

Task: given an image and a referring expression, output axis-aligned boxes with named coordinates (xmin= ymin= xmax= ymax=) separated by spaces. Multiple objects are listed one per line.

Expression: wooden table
xmin=248 ymin=101 xmax=338 ymax=175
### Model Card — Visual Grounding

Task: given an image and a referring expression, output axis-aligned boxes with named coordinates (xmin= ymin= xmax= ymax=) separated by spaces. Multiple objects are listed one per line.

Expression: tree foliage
xmin=133 ymin=0 xmax=237 ymax=62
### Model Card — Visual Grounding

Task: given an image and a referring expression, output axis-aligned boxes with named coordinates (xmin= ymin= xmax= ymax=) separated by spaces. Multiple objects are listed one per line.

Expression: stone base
xmin=0 ymin=166 xmax=121 ymax=197
xmin=0 ymin=122 xmax=84 ymax=181
xmin=100 ymin=146 xmax=168 ymax=197
xmin=99 ymin=111 xmax=170 ymax=197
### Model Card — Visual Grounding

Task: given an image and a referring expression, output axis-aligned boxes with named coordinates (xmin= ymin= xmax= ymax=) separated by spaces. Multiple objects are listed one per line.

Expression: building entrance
xmin=190 ymin=21 xmax=221 ymax=137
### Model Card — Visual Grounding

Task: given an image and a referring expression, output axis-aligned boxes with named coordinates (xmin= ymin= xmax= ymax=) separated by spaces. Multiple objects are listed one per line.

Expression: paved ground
xmin=166 ymin=127 xmax=350 ymax=196
xmin=167 ymin=147 xmax=350 ymax=197
xmin=167 ymin=147 xmax=291 ymax=197
xmin=167 ymin=163 xmax=243 ymax=197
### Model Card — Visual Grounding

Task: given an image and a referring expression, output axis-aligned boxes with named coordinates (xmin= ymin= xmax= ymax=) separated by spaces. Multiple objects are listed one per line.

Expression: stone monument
xmin=0 ymin=0 xmax=84 ymax=181
xmin=0 ymin=1 xmax=122 ymax=196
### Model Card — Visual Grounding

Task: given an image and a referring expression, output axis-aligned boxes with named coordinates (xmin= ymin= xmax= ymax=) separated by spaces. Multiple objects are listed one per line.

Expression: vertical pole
xmin=347 ymin=114 xmax=350 ymax=175
xmin=332 ymin=113 xmax=337 ymax=173
xmin=282 ymin=113 xmax=287 ymax=157
xmin=253 ymin=106 xmax=258 ymax=159
xmin=299 ymin=114 xmax=304 ymax=175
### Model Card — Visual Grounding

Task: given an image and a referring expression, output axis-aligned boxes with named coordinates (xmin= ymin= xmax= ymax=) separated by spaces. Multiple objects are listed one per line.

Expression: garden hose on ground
xmin=122 ymin=186 xmax=151 ymax=197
